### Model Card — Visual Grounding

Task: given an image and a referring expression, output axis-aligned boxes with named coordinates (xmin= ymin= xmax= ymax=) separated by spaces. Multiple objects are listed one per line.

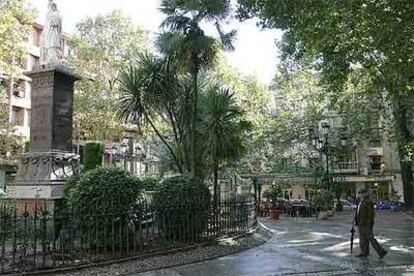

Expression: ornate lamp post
xmin=312 ymin=122 xmax=331 ymax=190
xmin=120 ymin=142 xmax=128 ymax=171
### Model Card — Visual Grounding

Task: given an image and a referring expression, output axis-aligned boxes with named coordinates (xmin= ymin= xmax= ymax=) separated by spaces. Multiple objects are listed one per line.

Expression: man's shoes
xmin=379 ymin=251 xmax=387 ymax=259
xmin=355 ymin=253 xmax=368 ymax=257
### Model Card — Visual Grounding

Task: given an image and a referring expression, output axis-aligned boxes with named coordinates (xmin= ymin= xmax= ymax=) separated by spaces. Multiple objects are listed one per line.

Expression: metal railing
xmin=0 ymin=197 xmax=256 ymax=274
xmin=332 ymin=161 xmax=359 ymax=173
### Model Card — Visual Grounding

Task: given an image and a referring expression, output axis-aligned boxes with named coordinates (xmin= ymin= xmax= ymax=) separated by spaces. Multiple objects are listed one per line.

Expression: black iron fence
xmin=0 ymin=197 xmax=256 ymax=274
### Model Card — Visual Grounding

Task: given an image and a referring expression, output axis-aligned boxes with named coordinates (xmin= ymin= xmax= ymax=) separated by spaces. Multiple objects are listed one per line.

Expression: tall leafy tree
xmin=211 ymin=57 xmax=273 ymax=172
xmin=0 ymin=0 xmax=34 ymax=75
xmin=237 ymin=0 xmax=414 ymax=208
xmin=199 ymin=86 xmax=250 ymax=204
xmin=160 ymin=0 xmax=237 ymax=176
xmin=0 ymin=0 xmax=34 ymax=164
xmin=68 ymin=11 xmax=148 ymax=141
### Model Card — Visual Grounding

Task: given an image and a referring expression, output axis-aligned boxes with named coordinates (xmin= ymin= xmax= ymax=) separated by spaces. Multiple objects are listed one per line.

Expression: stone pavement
xmin=134 ymin=211 xmax=414 ymax=275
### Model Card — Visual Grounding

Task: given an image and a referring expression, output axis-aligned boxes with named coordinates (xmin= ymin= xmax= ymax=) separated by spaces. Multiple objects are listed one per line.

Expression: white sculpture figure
xmin=40 ymin=0 xmax=62 ymax=65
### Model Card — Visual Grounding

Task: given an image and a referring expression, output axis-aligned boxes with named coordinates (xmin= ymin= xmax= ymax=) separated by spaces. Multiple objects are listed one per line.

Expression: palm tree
xmin=117 ymin=53 xmax=185 ymax=173
xmin=199 ymin=85 xmax=250 ymax=205
xmin=160 ymin=0 xmax=237 ymax=176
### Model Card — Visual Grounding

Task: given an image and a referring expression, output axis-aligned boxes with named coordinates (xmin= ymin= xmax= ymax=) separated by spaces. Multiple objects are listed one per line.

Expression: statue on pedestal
xmin=40 ymin=0 xmax=62 ymax=65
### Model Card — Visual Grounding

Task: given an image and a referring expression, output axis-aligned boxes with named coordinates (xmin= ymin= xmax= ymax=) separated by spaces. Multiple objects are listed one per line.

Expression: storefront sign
xmin=333 ymin=175 xmax=395 ymax=183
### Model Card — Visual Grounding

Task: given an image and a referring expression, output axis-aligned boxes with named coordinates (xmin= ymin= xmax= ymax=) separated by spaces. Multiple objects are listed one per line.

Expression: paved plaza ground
xmin=136 ymin=211 xmax=414 ymax=275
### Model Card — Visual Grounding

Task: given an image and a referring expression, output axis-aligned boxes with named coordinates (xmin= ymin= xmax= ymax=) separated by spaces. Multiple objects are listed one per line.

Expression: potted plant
xmin=263 ymin=185 xmax=283 ymax=220
xmin=313 ymin=190 xmax=334 ymax=220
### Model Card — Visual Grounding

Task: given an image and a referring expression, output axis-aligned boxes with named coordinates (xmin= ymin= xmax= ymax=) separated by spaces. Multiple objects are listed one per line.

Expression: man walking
xmin=355 ymin=187 xmax=387 ymax=258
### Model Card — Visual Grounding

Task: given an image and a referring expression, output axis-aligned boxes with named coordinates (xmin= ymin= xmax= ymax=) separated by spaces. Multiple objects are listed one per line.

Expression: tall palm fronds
xmin=199 ymin=85 xmax=251 ymax=204
xmin=159 ymin=0 xmax=237 ymax=176
xmin=117 ymin=53 xmax=185 ymax=172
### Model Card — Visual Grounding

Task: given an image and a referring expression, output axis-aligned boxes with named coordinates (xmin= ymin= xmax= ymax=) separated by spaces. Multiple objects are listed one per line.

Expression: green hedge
xmin=65 ymin=167 xmax=142 ymax=248
xmin=83 ymin=142 xmax=104 ymax=171
xmin=141 ymin=176 xmax=159 ymax=191
xmin=153 ymin=175 xmax=211 ymax=241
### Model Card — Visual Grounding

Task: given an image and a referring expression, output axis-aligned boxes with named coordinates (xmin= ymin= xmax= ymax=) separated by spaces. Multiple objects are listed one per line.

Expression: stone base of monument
xmin=5 ymin=151 xmax=80 ymax=205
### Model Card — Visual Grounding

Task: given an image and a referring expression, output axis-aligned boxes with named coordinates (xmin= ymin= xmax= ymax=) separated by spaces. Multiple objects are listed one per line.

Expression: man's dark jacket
xmin=355 ymin=197 xmax=374 ymax=227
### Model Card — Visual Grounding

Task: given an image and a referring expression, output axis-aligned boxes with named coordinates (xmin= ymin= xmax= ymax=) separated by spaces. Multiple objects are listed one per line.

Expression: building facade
xmin=0 ymin=23 xmax=69 ymax=139
xmin=267 ymin=93 xmax=407 ymax=203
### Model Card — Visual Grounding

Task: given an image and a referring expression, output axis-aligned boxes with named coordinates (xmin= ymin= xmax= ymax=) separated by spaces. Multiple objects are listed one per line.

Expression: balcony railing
xmin=332 ymin=161 xmax=359 ymax=174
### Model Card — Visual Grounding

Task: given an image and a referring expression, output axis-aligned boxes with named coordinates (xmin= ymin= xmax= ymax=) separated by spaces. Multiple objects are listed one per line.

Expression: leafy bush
xmin=263 ymin=185 xmax=283 ymax=209
xmin=65 ymin=167 xmax=142 ymax=248
xmin=141 ymin=176 xmax=159 ymax=191
xmin=83 ymin=142 xmax=104 ymax=171
xmin=153 ymin=175 xmax=211 ymax=241
xmin=313 ymin=189 xmax=334 ymax=211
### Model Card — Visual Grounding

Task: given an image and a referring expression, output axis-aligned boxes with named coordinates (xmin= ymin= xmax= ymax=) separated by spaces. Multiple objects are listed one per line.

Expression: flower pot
xmin=269 ymin=209 xmax=281 ymax=220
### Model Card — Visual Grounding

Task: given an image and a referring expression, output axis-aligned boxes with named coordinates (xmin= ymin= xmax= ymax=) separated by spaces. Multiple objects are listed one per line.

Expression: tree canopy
xmin=68 ymin=10 xmax=149 ymax=141
xmin=237 ymin=0 xmax=414 ymax=206
xmin=0 ymin=0 xmax=34 ymax=164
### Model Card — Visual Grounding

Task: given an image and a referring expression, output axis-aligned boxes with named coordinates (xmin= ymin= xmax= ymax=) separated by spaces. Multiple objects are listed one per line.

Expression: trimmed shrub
xmin=83 ymin=142 xmax=104 ymax=171
xmin=141 ymin=176 xmax=159 ymax=191
xmin=153 ymin=175 xmax=211 ymax=241
xmin=65 ymin=167 xmax=142 ymax=248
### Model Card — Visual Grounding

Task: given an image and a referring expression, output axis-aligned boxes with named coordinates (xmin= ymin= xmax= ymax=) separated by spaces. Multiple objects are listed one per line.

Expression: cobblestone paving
xmin=135 ymin=211 xmax=414 ymax=275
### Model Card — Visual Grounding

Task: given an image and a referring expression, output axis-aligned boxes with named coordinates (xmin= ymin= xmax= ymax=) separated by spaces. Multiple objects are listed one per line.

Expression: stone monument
xmin=5 ymin=0 xmax=81 ymax=203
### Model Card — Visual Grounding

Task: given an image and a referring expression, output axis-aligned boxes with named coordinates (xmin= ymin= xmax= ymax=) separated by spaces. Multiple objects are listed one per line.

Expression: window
xmin=11 ymin=106 xmax=25 ymax=126
xmin=12 ymin=80 xmax=25 ymax=98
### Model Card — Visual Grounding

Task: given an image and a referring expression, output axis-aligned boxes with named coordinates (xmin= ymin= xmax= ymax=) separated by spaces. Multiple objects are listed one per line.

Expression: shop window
xmin=11 ymin=106 xmax=24 ymax=126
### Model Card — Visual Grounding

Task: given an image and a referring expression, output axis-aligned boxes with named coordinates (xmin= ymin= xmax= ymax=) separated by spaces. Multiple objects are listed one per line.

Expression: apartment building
xmin=0 ymin=23 xmax=68 ymax=139
xmin=268 ymin=94 xmax=407 ymax=202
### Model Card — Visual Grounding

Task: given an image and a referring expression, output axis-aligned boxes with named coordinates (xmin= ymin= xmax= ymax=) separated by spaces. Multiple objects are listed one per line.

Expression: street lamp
xmin=120 ymin=143 xmax=128 ymax=171
xmin=312 ymin=122 xmax=331 ymax=190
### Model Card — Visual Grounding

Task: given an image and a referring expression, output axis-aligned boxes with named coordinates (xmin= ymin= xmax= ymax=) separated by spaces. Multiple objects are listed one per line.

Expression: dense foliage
xmin=65 ymin=167 xmax=142 ymax=248
xmin=263 ymin=185 xmax=282 ymax=209
xmin=66 ymin=167 xmax=142 ymax=216
xmin=158 ymin=0 xmax=236 ymax=176
xmin=0 ymin=0 xmax=34 ymax=74
xmin=140 ymin=176 xmax=159 ymax=191
xmin=153 ymin=175 xmax=211 ymax=241
xmin=199 ymin=86 xmax=250 ymax=204
xmin=313 ymin=190 xmax=335 ymax=212
xmin=237 ymin=0 xmax=414 ymax=207
xmin=68 ymin=11 xmax=148 ymax=141
xmin=83 ymin=141 xmax=104 ymax=171
xmin=0 ymin=0 xmax=34 ymax=164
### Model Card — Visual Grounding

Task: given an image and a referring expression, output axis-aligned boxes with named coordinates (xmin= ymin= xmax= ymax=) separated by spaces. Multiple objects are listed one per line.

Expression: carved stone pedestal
xmin=5 ymin=64 xmax=81 ymax=203
xmin=6 ymin=151 xmax=80 ymax=199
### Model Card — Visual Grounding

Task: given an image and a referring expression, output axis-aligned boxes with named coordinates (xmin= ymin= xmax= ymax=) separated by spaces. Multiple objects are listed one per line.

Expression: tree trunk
xmin=393 ymin=98 xmax=414 ymax=209
xmin=213 ymin=156 xmax=219 ymax=208
xmin=190 ymin=63 xmax=199 ymax=176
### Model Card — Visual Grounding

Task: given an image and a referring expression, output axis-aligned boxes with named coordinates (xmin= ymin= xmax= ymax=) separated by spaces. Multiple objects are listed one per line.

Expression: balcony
xmin=332 ymin=161 xmax=359 ymax=174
